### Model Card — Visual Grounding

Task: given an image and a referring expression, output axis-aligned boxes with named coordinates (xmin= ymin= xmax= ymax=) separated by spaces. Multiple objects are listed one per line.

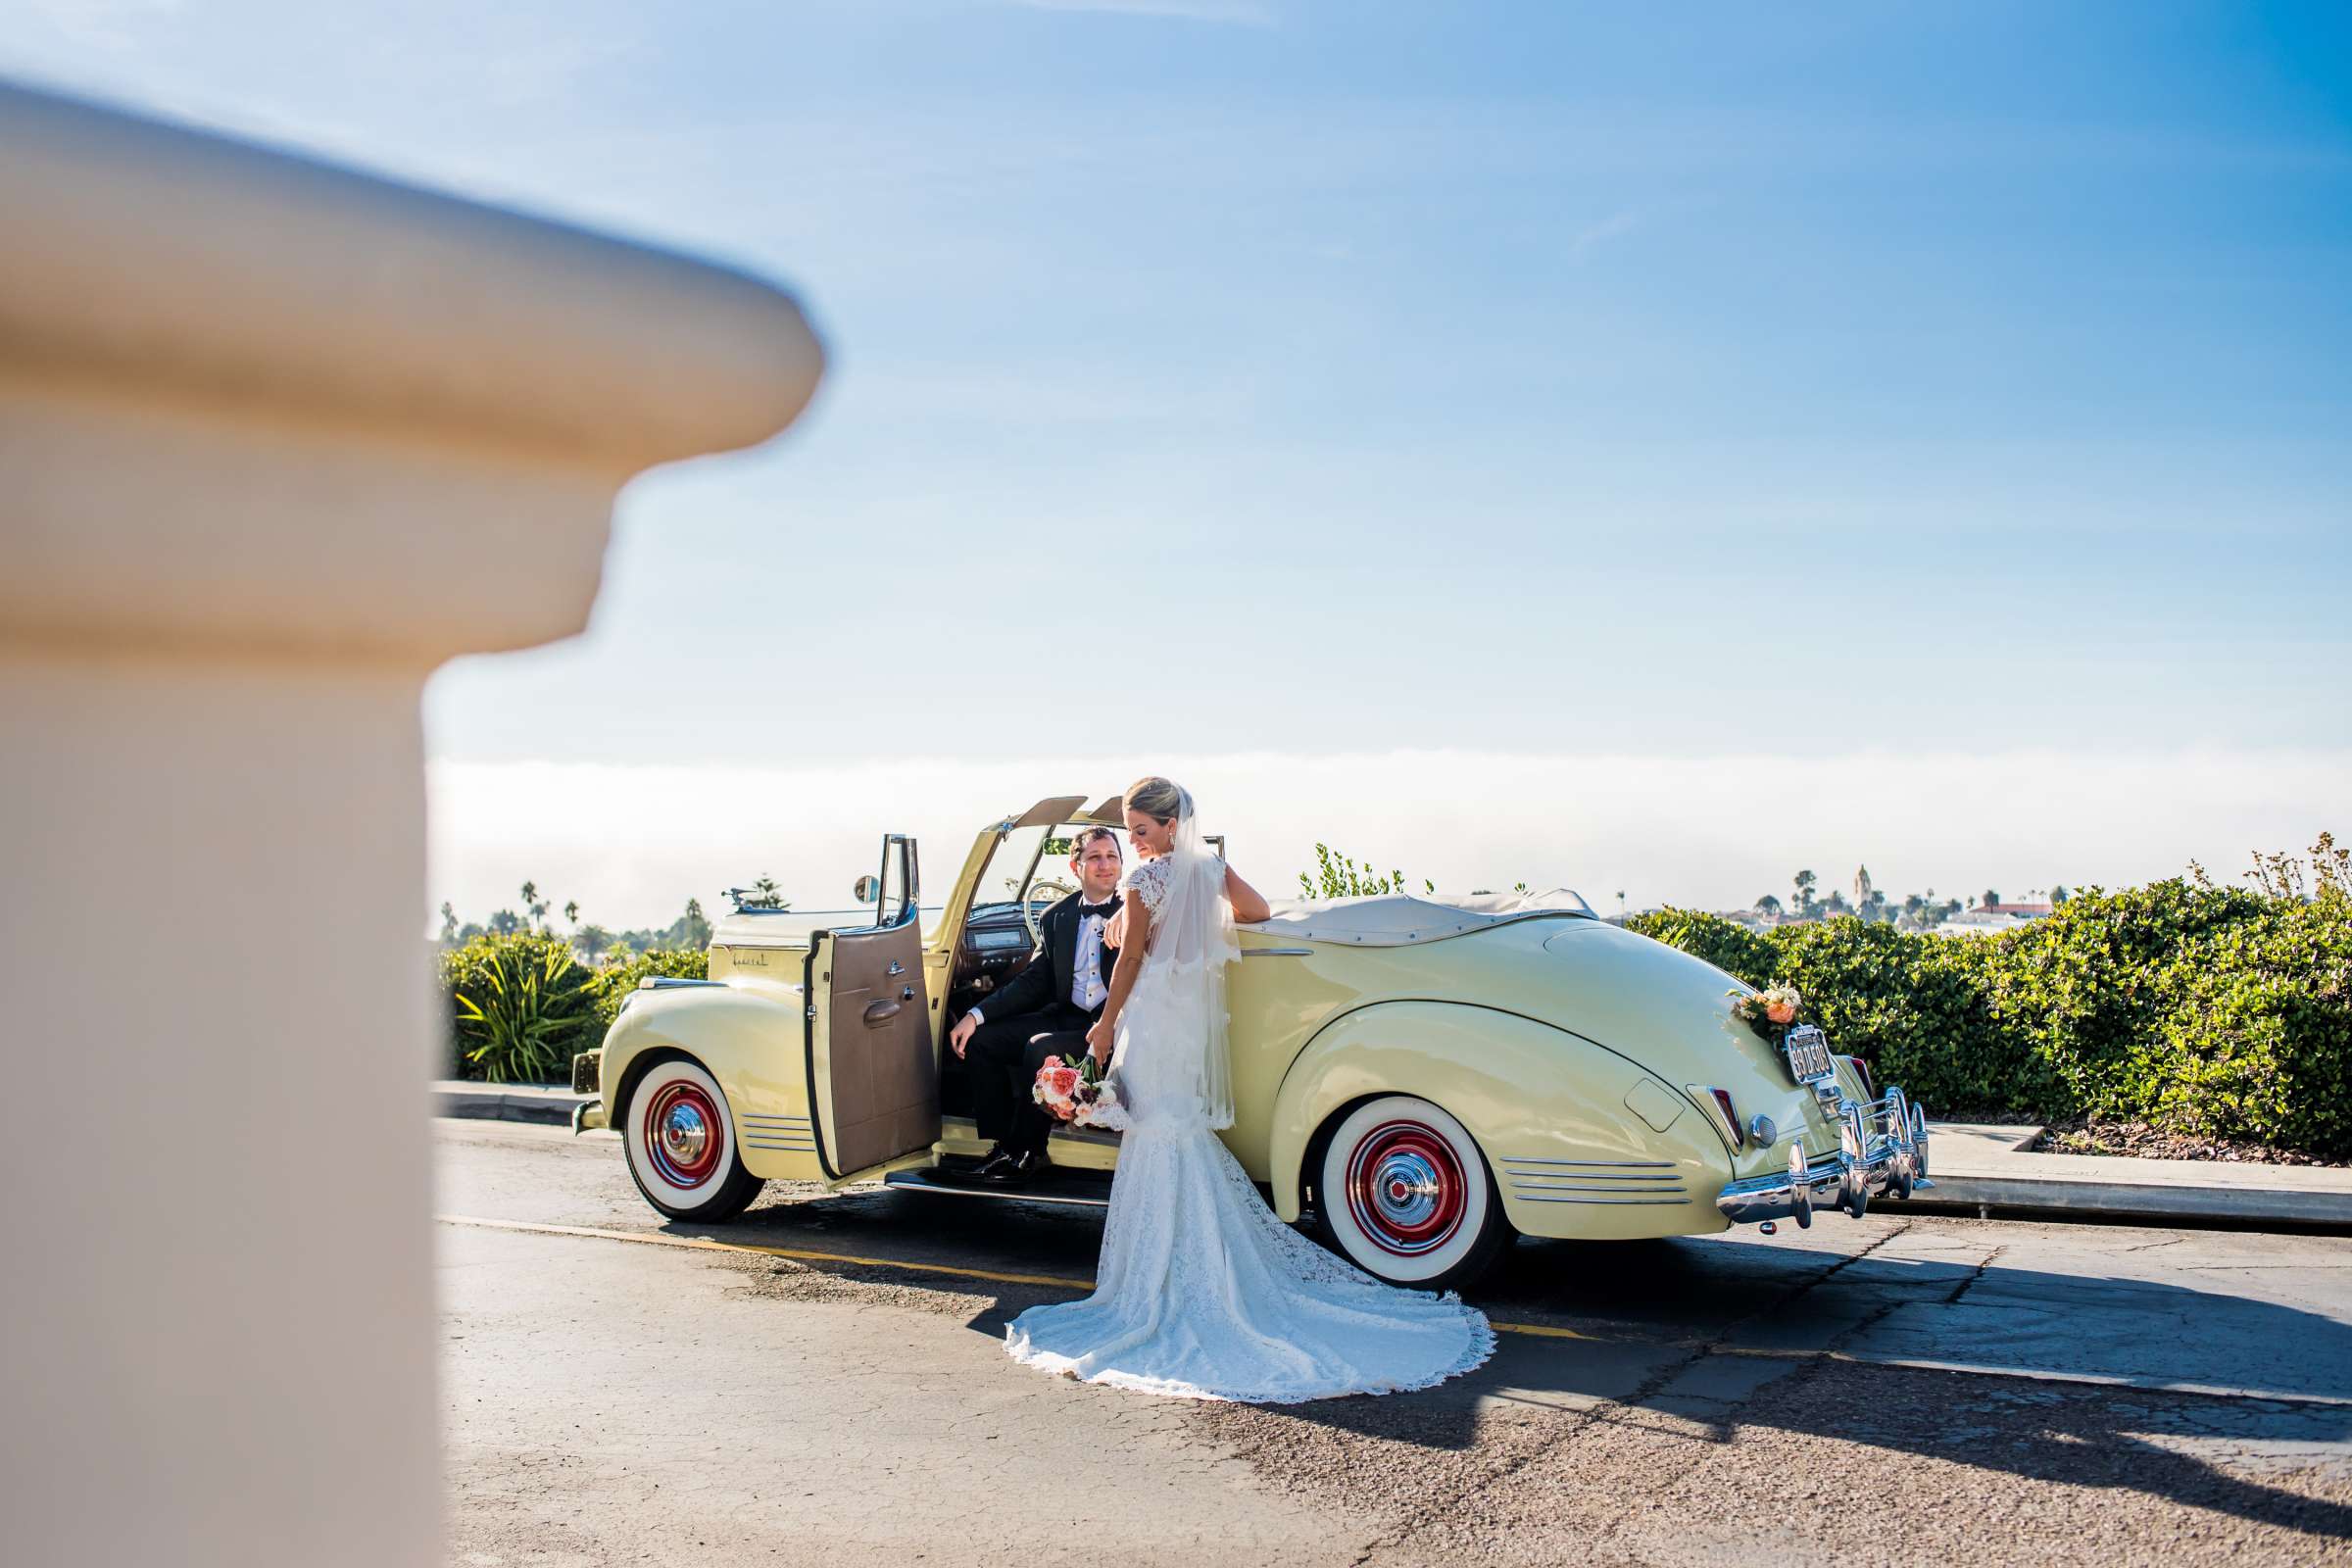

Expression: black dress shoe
xmin=974 ymin=1148 xmax=1050 ymax=1188
xmin=931 ymin=1147 xmax=1006 ymax=1185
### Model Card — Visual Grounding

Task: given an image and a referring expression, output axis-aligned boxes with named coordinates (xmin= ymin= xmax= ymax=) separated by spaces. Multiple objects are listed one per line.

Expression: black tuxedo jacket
xmin=974 ymin=890 xmax=1117 ymax=1023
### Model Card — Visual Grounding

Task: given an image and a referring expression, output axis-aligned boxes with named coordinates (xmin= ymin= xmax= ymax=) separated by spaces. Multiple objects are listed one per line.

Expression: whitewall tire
xmin=1314 ymin=1095 xmax=1507 ymax=1291
xmin=623 ymin=1057 xmax=762 ymax=1223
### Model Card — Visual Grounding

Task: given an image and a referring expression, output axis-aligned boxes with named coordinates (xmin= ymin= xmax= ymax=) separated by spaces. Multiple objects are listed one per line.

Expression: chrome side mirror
xmin=853 ymin=874 xmax=882 ymax=904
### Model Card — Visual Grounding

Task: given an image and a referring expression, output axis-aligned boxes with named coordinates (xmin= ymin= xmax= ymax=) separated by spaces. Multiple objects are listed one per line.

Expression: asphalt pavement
xmin=435 ymin=1120 xmax=2352 ymax=1566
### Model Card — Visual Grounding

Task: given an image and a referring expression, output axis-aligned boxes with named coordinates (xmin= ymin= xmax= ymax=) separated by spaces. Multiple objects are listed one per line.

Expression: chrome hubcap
xmin=643 ymin=1081 xmax=724 ymax=1189
xmin=1375 ymin=1152 xmax=1445 ymax=1227
xmin=661 ymin=1103 xmax=710 ymax=1167
xmin=1345 ymin=1120 xmax=1468 ymax=1257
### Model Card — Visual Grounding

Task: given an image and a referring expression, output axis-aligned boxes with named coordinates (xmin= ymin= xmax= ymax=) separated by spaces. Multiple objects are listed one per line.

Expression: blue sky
xmin=10 ymin=2 xmax=2347 ymax=920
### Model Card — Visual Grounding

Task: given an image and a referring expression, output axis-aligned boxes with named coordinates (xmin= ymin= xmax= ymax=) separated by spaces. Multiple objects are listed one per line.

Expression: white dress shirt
xmin=967 ymin=896 xmax=1113 ymax=1026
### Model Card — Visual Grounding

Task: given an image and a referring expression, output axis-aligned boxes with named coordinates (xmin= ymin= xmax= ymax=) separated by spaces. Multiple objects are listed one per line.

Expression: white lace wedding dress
xmin=1004 ymin=799 xmax=1494 ymax=1403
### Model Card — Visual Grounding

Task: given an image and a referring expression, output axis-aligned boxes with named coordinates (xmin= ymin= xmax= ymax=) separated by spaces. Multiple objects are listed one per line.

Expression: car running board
xmin=882 ymin=1167 xmax=1112 ymax=1208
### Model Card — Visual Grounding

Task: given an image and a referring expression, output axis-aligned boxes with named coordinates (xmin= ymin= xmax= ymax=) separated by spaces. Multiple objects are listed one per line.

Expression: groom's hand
xmin=949 ymin=1013 xmax=979 ymax=1058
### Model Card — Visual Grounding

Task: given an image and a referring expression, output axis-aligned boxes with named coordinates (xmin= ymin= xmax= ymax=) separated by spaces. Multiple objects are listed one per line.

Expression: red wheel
xmin=1346 ymin=1121 xmax=1471 ymax=1258
xmin=623 ymin=1058 xmax=762 ymax=1222
xmin=1314 ymin=1096 xmax=1507 ymax=1290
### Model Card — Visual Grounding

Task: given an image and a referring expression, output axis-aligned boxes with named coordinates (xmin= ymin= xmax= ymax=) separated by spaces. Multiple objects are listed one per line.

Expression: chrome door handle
xmin=887 ymin=959 xmax=906 ymax=976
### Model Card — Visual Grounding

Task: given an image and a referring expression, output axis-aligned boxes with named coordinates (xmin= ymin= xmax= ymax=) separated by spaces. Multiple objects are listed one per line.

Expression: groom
xmin=945 ymin=825 xmax=1124 ymax=1188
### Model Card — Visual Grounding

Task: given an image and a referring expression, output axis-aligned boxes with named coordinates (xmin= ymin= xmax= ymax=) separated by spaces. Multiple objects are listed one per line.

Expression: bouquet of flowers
xmin=1727 ymin=983 xmax=1804 ymax=1045
xmin=1032 ymin=1053 xmax=1123 ymax=1129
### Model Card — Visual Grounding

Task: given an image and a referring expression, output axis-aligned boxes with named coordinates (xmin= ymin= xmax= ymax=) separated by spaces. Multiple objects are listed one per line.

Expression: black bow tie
xmin=1078 ymin=901 xmax=1118 ymax=919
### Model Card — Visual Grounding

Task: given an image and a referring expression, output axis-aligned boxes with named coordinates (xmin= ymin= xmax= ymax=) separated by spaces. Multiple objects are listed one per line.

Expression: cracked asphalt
xmin=436 ymin=1121 xmax=2352 ymax=1566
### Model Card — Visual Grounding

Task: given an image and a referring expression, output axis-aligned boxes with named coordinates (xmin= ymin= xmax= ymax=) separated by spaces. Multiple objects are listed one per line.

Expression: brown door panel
xmin=819 ymin=923 xmax=938 ymax=1175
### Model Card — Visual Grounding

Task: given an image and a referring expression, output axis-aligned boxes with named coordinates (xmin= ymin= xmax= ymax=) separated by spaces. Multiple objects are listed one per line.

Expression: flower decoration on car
xmin=1728 ymin=983 xmax=1803 ymax=1045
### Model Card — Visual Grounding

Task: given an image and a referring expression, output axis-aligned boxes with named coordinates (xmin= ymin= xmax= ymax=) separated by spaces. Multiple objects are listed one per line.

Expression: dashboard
xmin=946 ymin=901 xmax=1044 ymax=1016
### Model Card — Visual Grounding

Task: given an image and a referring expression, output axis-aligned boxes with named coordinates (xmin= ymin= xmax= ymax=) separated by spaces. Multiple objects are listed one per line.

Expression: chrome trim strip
xmin=1242 ymin=948 xmax=1314 ymax=957
xmin=744 ymin=1139 xmax=817 ymax=1152
xmin=1500 ymin=1158 xmax=1677 ymax=1168
xmin=1505 ymin=1170 xmax=1684 ymax=1182
xmin=636 ymin=976 xmax=725 ymax=993
xmin=1512 ymin=1182 xmax=1689 ymax=1194
xmin=1512 ymin=1195 xmax=1690 ymax=1205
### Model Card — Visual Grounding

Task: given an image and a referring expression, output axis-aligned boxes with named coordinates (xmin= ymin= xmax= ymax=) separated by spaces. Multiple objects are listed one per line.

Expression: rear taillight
xmin=1707 ymin=1088 xmax=1743 ymax=1150
xmin=1844 ymin=1055 xmax=1875 ymax=1097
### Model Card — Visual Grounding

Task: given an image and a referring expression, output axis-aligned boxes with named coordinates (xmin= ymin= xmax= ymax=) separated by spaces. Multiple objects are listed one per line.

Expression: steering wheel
xmin=1024 ymin=877 xmax=1077 ymax=948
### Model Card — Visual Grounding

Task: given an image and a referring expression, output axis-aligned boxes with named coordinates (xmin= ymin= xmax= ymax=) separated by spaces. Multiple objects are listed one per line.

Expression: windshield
xmin=972 ymin=821 xmax=1111 ymax=914
xmin=972 ymin=824 xmax=1053 ymax=910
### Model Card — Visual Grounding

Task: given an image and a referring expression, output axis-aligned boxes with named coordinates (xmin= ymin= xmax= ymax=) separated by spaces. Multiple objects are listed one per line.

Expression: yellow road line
xmin=436 ymin=1213 xmax=1594 ymax=1341
xmin=1485 ymin=1319 xmax=1594 ymax=1340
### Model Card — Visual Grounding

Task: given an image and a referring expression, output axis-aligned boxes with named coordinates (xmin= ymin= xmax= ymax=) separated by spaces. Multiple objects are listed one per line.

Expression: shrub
xmin=1772 ymin=916 xmax=2042 ymax=1116
xmin=439 ymin=933 xmax=598 ymax=1084
xmin=2148 ymin=899 xmax=2352 ymax=1155
xmin=1978 ymin=879 xmax=2267 ymax=1124
xmin=1628 ymin=877 xmax=2352 ymax=1155
xmin=586 ymin=947 xmax=710 ymax=1026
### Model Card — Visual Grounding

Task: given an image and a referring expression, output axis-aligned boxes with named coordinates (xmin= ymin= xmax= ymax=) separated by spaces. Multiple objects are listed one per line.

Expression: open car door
xmin=803 ymin=834 xmax=938 ymax=1182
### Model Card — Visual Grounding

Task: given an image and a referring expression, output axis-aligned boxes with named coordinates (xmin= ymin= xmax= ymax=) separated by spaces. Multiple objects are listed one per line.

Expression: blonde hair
xmin=1123 ymin=775 xmax=1184 ymax=824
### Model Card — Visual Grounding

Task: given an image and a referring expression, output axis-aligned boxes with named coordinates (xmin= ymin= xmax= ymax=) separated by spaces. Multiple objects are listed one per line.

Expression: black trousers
xmin=965 ymin=1003 xmax=1099 ymax=1158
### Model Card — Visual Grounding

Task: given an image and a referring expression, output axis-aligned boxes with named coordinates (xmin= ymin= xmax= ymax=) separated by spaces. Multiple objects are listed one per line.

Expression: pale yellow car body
xmin=592 ymin=797 xmax=1874 ymax=1243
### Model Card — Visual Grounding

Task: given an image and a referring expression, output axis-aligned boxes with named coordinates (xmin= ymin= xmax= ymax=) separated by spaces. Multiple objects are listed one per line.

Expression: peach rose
xmin=1765 ymin=996 xmax=1796 ymax=1025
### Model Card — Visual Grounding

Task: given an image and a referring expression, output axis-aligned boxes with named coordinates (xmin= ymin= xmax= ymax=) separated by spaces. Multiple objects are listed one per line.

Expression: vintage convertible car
xmin=574 ymin=795 xmax=1932 ymax=1289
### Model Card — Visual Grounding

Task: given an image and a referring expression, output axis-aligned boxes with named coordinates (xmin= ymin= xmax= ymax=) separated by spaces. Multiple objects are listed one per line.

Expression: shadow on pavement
xmin=670 ymin=1187 xmax=2352 ymax=1540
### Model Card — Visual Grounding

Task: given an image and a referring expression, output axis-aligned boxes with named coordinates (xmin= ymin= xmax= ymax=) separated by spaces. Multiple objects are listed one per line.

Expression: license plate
xmin=1783 ymin=1025 xmax=1835 ymax=1084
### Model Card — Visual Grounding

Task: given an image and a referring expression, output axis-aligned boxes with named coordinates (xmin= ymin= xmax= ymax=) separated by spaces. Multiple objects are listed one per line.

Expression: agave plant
xmin=450 ymin=936 xmax=593 ymax=1084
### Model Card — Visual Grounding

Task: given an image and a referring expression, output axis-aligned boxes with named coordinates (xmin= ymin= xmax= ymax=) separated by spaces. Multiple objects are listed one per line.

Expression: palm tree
xmin=1792 ymin=869 xmax=1817 ymax=913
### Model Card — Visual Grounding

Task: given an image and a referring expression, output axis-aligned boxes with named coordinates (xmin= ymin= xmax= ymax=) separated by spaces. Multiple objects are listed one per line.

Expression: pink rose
xmin=1044 ymin=1065 xmax=1081 ymax=1099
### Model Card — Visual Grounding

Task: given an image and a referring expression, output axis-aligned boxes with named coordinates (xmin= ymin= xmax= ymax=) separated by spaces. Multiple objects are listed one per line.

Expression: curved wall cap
xmin=0 ymin=81 xmax=823 ymax=470
xmin=0 ymin=79 xmax=827 ymax=662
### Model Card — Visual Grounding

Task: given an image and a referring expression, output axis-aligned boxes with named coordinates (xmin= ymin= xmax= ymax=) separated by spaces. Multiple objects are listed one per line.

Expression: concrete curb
xmin=1895 ymin=1176 xmax=2352 ymax=1229
xmin=1908 ymin=1122 xmax=2352 ymax=1231
xmin=433 ymin=1082 xmax=587 ymax=1127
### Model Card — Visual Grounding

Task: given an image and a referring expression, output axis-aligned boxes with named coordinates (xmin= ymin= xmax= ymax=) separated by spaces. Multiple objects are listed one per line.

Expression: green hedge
xmin=439 ymin=936 xmax=708 ymax=1083
xmin=587 ymin=947 xmax=711 ymax=1026
xmin=1628 ymin=881 xmax=2352 ymax=1157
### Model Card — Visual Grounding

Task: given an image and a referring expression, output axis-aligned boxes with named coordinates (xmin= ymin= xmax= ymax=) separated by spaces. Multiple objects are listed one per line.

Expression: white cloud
xmin=424 ymin=746 xmax=2352 ymax=931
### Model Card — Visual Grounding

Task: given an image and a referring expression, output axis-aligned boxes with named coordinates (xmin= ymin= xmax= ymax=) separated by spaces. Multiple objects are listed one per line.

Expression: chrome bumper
xmin=1715 ymin=1088 xmax=1933 ymax=1227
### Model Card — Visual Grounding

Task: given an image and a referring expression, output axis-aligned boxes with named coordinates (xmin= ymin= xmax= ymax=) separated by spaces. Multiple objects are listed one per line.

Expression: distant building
xmin=1980 ymin=900 xmax=2055 ymax=919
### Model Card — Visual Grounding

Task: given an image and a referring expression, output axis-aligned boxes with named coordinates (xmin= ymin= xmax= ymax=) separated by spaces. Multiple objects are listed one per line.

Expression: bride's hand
xmin=1102 ymin=907 xmax=1128 ymax=950
xmin=1085 ymin=1018 xmax=1112 ymax=1065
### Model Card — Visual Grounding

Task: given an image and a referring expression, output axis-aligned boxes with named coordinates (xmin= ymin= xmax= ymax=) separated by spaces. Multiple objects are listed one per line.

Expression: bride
xmin=1004 ymin=775 xmax=1494 ymax=1402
